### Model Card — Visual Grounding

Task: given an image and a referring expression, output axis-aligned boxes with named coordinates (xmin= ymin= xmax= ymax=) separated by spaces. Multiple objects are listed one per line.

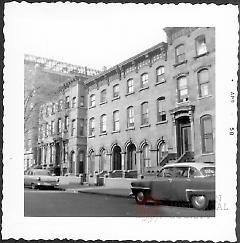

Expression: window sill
xmin=140 ymin=124 xmax=151 ymax=129
xmin=155 ymin=80 xmax=166 ymax=86
xmin=193 ymin=51 xmax=209 ymax=59
xmin=89 ymin=105 xmax=96 ymax=110
xmin=88 ymin=135 xmax=95 ymax=138
xmin=112 ymin=96 xmax=120 ymax=101
xmin=126 ymin=126 xmax=135 ymax=131
xmin=99 ymin=132 xmax=107 ymax=136
xmin=139 ymin=86 xmax=149 ymax=92
xmin=202 ymin=152 xmax=214 ymax=156
xmin=100 ymin=101 xmax=107 ymax=105
xmin=197 ymin=95 xmax=212 ymax=100
xmin=112 ymin=130 xmax=120 ymax=134
xmin=173 ymin=60 xmax=187 ymax=68
xmin=125 ymin=92 xmax=135 ymax=97
xmin=156 ymin=120 xmax=168 ymax=125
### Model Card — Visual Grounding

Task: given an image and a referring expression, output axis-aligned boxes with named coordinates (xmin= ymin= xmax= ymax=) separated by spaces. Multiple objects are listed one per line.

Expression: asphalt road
xmin=24 ymin=188 xmax=215 ymax=217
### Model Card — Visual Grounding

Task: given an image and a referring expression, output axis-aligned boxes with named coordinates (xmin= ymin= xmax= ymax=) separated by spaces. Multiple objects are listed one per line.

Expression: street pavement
xmin=24 ymin=188 xmax=215 ymax=217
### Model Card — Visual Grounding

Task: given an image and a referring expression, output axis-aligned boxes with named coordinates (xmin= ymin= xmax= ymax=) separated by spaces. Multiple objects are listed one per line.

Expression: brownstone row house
xmin=33 ymin=27 xmax=215 ymax=177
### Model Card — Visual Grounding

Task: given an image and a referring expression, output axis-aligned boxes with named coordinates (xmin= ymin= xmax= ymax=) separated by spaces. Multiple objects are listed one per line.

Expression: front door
xmin=181 ymin=125 xmax=191 ymax=154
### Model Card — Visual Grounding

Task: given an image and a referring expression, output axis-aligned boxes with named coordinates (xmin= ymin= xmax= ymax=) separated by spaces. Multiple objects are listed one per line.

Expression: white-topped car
xmin=24 ymin=169 xmax=60 ymax=189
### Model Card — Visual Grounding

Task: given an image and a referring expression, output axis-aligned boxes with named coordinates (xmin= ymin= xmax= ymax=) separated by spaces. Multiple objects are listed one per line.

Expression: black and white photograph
xmin=2 ymin=2 xmax=238 ymax=241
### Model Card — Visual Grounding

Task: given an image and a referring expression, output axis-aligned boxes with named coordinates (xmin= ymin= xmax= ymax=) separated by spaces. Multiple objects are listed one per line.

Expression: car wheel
xmin=135 ymin=191 xmax=147 ymax=205
xmin=191 ymin=195 xmax=208 ymax=210
xmin=31 ymin=183 xmax=36 ymax=190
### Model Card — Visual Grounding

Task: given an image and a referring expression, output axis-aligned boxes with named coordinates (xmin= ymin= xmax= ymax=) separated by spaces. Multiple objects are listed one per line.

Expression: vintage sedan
xmin=24 ymin=169 xmax=60 ymax=189
xmin=131 ymin=162 xmax=215 ymax=210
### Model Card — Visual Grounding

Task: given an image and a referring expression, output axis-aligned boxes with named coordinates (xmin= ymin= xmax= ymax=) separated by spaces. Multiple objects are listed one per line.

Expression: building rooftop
xmin=84 ymin=41 xmax=167 ymax=85
xmin=24 ymin=54 xmax=101 ymax=77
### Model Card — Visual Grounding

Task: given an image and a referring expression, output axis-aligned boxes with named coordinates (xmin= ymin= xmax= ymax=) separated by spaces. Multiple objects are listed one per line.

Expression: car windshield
xmin=200 ymin=167 xmax=215 ymax=177
xmin=34 ymin=170 xmax=51 ymax=176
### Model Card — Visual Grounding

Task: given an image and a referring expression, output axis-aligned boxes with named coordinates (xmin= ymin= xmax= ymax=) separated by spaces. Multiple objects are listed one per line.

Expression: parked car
xmin=131 ymin=162 xmax=215 ymax=210
xmin=24 ymin=169 xmax=60 ymax=189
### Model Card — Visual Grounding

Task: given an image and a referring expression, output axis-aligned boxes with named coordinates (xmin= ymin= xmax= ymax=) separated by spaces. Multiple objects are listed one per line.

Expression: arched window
xmin=100 ymin=114 xmax=107 ymax=133
xmin=198 ymin=69 xmax=210 ymax=97
xmin=157 ymin=142 xmax=168 ymax=165
xmin=201 ymin=115 xmax=213 ymax=153
xmin=175 ymin=44 xmax=185 ymax=64
xmin=157 ymin=97 xmax=166 ymax=122
xmin=89 ymin=117 xmax=95 ymax=136
xmin=89 ymin=94 xmax=96 ymax=107
xmin=141 ymin=102 xmax=149 ymax=125
xmin=113 ymin=110 xmax=120 ymax=132
xmin=156 ymin=66 xmax=165 ymax=83
xmin=177 ymin=76 xmax=188 ymax=102
xmin=100 ymin=89 xmax=107 ymax=103
xmin=127 ymin=78 xmax=134 ymax=94
xmin=142 ymin=144 xmax=151 ymax=168
xmin=195 ymin=35 xmax=207 ymax=56
xmin=141 ymin=73 xmax=149 ymax=88
xmin=127 ymin=106 xmax=134 ymax=128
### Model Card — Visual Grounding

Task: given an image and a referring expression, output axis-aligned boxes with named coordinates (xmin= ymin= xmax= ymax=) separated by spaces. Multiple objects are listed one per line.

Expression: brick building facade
xmin=85 ymin=27 xmax=215 ymax=176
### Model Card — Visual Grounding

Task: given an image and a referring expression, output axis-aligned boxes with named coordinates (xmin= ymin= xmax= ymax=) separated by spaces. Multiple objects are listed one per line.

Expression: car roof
xmin=163 ymin=162 xmax=215 ymax=170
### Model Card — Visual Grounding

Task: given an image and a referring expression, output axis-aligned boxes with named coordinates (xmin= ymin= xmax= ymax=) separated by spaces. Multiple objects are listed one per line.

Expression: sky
xmin=5 ymin=3 xmax=169 ymax=71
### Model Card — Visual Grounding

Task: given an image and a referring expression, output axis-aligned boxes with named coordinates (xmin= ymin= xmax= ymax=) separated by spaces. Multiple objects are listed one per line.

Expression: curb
xmin=77 ymin=189 xmax=132 ymax=199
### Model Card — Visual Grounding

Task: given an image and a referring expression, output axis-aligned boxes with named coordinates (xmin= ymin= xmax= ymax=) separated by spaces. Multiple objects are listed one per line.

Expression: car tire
xmin=191 ymin=195 xmax=208 ymax=210
xmin=31 ymin=183 xmax=37 ymax=190
xmin=135 ymin=191 xmax=147 ymax=205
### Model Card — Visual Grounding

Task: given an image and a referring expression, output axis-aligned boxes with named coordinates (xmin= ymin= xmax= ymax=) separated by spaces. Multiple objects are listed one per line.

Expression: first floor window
xmin=57 ymin=118 xmax=62 ymax=133
xmin=89 ymin=118 xmax=95 ymax=136
xmin=157 ymin=142 xmax=168 ymax=164
xmin=100 ymin=114 xmax=107 ymax=133
xmin=51 ymin=120 xmax=55 ymax=134
xmin=157 ymin=97 xmax=166 ymax=122
xmin=141 ymin=102 xmax=149 ymax=125
xmin=127 ymin=106 xmax=134 ymax=128
xmin=113 ymin=110 xmax=120 ymax=131
xmin=201 ymin=115 xmax=213 ymax=153
xmin=64 ymin=116 xmax=69 ymax=131
xmin=143 ymin=144 xmax=151 ymax=167
xmin=63 ymin=142 xmax=68 ymax=163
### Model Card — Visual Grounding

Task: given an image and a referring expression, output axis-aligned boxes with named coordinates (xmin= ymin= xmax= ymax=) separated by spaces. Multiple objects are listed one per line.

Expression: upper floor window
xmin=141 ymin=102 xmax=149 ymax=125
xmin=198 ymin=69 xmax=210 ymax=97
xmin=57 ymin=118 xmax=62 ymax=133
xmin=45 ymin=123 xmax=49 ymax=137
xmin=79 ymin=119 xmax=84 ymax=136
xmin=201 ymin=115 xmax=213 ymax=153
xmin=177 ymin=76 xmax=188 ymax=103
xmin=52 ymin=103 xmax=56 ymax=114
xmin=157 ymin=97 xmax=166 ymax=122
xmin=141 ymin=73 xmax=149 ymax=88
xmin=175 ymin=44 xmax=185 ymax=64
xmin=100 ymin=114 xmax=107 ymax=133
xmin=71 ymin=119 xmax=76 ymax=136
xmin=59 ymin=100 xmax=63 ymax=111
xmin=89 ymin=118 xmax=95 ymax=136
xmin=89 ymin=94 xmax=96 ymax=107
xmin=50 ymin=120 xmax=55 ymax=135
xmin=113 ymin=84 xmax=120 ymax=98
xmin=100 ymin=89 xmax=107 ymax=103
xmin=195 ymin=35 xmax=207 ymax=56
xmin=113 ymin=110 xmax=120 ymax=132
xmin=64 ymin=116 xmax=69 ymax=131
xmin=72 ymin=97 xmax=77 ymax=108
xmin=156 ymin=66 xmax=165 ymax=83
xmin=65 ymin=96 xmax=70 ymax=109
xmin=127 ymin=106 xmax=134 ymax=128
xmin=80 ymin=96 xmax=85 ymax=107
xmin=127 ymin=79 xmax=134 ymax=94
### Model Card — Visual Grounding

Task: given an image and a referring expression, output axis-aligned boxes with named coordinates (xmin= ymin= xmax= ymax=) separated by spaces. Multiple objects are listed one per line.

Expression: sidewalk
xmin=59 ymin=183 xmax=132 ymax=198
